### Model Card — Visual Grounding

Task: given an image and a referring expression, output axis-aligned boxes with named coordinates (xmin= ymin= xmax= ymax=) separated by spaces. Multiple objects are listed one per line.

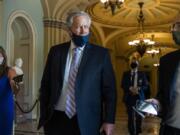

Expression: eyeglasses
xmin=171 ymin=22 xmax=180 ymax=32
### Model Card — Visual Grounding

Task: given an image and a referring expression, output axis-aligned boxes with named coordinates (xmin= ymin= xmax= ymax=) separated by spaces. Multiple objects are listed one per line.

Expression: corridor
xmin=15 ymin=107 xmax=161 ymax=135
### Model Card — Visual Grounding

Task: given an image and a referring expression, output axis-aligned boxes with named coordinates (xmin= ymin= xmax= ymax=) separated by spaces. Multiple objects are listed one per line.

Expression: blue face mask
xmin=72 ymin=33 xmax=90 ymax=47
xmin=172 ymin=31 xmax=180 ymax=45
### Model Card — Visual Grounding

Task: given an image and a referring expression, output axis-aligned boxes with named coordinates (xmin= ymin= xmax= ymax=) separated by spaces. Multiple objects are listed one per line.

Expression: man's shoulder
xmin=159 ymin=49 xmax=180 ymax=67
xmin=137 ymin=71 xmax=147 ymax=77
xmin=138 ymin=71 xmax=146 ymax=74
xmin=161 ymin=49 xmax=180 ymax=61
xmin=48 ymin=41 xmax=70 ymax=54
xmin=89 ymin=43 xmax=108 ymax=52
xmin=51 ymin=41 xmax=71 ymax=50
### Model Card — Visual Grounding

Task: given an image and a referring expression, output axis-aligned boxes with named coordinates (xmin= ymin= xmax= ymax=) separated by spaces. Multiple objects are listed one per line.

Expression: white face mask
xmin=0 ymin=57 xmax=4 ymax=65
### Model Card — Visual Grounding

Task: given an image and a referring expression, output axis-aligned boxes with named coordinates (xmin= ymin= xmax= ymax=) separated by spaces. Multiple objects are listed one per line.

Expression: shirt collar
xmin=131 ymin=69 xmax=138 ymax=73
xmin=70 ymin=40 xmax=85 ymax=51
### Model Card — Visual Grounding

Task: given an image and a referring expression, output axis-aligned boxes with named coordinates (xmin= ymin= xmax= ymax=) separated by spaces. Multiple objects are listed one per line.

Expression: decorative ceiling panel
xmin=87 ymin=0 xmax=180 ymax=27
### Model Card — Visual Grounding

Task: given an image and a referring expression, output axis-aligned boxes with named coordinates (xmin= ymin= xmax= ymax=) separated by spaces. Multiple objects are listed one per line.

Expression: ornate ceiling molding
xmin=43 ymin=19 xmax=68 ymax=30
xmin=41 ymin=0 xmax=180 ymax=62
xmin=87 ymin=0 xmax=180 ymax=27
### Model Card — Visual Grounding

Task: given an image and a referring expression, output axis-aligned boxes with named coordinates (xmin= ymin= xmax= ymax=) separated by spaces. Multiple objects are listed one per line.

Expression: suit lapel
xmin=128 ymin=71 xmax=132 ymax=83
xmin=75 ymin=43 xmax=93 ymax=85
xmin=61 ymin=42 xmax=70 ymax=79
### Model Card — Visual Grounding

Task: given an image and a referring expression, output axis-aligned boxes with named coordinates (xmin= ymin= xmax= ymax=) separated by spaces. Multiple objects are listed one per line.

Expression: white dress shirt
xmin=55 ymin=41 xmax=85 ymax=111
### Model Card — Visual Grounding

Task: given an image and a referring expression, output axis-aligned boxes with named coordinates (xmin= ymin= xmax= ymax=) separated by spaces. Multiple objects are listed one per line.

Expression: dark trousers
xmin=127 ymin=105 xmax=142 ymax=135
xmin=44 ymin=110 xmax=81 ymax=135
xmin=159 ymin=124 xmax=180 ymax=135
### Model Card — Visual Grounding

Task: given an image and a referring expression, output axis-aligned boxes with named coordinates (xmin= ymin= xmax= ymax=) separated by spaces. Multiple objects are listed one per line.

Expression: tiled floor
xmin=14 ymin=102 xmax=161 ymax=135
xmin=15 ymin=114 xmax=161 ymax=135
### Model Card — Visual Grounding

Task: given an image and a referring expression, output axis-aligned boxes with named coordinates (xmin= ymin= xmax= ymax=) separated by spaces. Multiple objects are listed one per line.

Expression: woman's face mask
xmin=0 ymin=57 xmax=4 ymax=65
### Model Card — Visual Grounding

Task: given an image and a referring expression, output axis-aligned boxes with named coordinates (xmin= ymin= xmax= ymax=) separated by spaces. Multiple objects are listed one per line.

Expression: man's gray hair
xmin=66 ymin=11 xmax=91 ymax=28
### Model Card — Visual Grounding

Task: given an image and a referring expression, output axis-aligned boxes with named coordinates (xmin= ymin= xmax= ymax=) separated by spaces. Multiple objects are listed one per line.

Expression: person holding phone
xmin=121 ymin=52 xmax=149 ymax=135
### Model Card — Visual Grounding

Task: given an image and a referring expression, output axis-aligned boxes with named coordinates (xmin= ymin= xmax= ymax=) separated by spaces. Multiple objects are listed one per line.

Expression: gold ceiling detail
xmin=87 ymin=0 xmax=180 ymax=27
xmin=41 ymin=0 xmax=180 ymax=69
xmin=100 ymin=0 xmax=124 ymax=15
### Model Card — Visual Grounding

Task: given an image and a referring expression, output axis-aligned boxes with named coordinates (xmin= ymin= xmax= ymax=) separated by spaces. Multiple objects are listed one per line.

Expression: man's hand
xmin=10 ymin=79 xmax=20 ymax=95
xmin=145 ymin=98 xmax=161 ymax=116
xmin=129 ymin=86 xmax=139 ymax=95
xmin=100 ymin=123 xmax=114 ymax=135
xmin=146 ymin=98 xmax=160 ymax=107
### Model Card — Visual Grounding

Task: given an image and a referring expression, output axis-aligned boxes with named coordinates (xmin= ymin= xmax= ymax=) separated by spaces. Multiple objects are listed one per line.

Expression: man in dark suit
xmin=121 ymin=53 xmax=148 ymax=135
xmin=147 ymin=17 xmax=180 ymax=135
xmin=38 ymin=11 xmax=117 ymax=135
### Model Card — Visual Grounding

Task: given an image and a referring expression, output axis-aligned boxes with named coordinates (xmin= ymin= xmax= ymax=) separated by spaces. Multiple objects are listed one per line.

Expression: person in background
xmin=146 ymin=16 xmax=180 ymax=135
xmin=121 ymin=52 xmax=149 ymax=135
xmin=38 ymin=11 xmax=117 ymax=135
xmin=0 ymin=46 xmax=17 ymax=135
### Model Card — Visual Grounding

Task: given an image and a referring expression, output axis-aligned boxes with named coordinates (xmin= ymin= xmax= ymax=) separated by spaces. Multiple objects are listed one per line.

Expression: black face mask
xmin=172 ymin=31 xmax=180 ymax=45
xmin=130 ymin=62 xmax=138 ymax=69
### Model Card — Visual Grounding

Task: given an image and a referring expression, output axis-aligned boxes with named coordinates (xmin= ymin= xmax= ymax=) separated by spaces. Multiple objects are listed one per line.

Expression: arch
xmin=6 ymin=10 xmax=37 ymax=119
xmin=41 ymin=0 xmax=50 ymax=18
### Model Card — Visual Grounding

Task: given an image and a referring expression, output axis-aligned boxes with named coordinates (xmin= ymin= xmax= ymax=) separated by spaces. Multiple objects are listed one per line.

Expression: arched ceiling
xmin=86 ymin=0 xmax=180 ymax=47
xmin=86 ymin=0 xmax=180 ymax=70
xmin=41 ymin=0 xmax=95 ymax=20
xmin=41 ymin=0 xmax=180 ymax=70
xmin=88 ymin=0 xmax=180 ymax=27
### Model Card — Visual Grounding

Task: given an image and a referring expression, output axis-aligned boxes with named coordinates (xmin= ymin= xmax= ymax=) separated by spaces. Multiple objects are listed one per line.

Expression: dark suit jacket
xmin=38 ymin=41 xmax=117 ymax=135
xmin=156 ymin=49 xmax=180 ymax=121
xmin=121 ymin=70 xmax=148 ymax=106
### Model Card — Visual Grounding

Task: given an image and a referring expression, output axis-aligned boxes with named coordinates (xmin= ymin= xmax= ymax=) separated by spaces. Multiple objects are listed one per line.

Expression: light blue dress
xmin=0 ymin=75 xmax=14 ymax=135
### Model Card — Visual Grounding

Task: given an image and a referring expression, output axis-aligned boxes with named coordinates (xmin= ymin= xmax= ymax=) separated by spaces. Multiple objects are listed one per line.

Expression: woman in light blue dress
xmin=0 ymin=46 xmax=17 ymax=135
